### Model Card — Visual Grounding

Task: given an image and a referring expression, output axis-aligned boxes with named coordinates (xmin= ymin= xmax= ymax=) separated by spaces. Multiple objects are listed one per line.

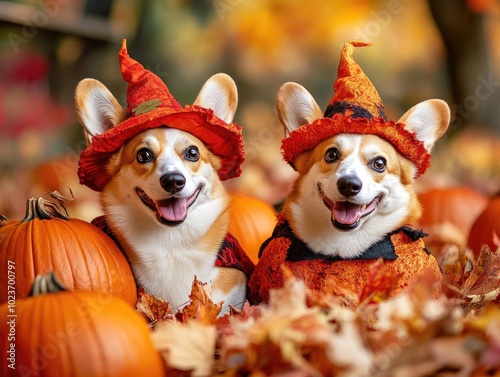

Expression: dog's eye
xmin=324 ymin=148 xmax=340 ymax=163
xmin=370 ymin=157 xmax=386 ymax=172
xmin=185 ymin=146 xmax=200 ymax=162
xmin=136 ymin=148 xmax=155 ymax=164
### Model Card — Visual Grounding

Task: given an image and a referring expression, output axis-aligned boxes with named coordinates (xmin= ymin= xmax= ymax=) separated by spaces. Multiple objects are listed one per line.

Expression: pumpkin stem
xmin=48 ymin=189 xmax=75 ymax=217
xmin=30 ymin=272 xmax=67 ymax=296
xmin=0 ymin=214 xmax=10 ymax=228
xmin=22 ymin=195 xmax=72 ymax=222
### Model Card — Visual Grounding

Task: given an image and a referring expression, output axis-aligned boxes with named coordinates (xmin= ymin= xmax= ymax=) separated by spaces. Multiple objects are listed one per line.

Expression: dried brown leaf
xmin=178 ymin=277 xmax=222 ymax=324
xmin=136 ymin=289 xmax=175 ymax=325
xmin=371 ymin=335 xmax=480 ymax=377
xmin=359 ymin=258 xmax=403 ymax=304
xmin=152 ymin=320 xmax=216 ymax=377
xmin=439 ymin=244 xmax=471 ymax=297
xmin=461 ymin=245 xmax=500 ymax=297
xmin=307 ymin=275 xmax=359 ymax=311
xmin=266 ymin=268 xmax=311 ymax=318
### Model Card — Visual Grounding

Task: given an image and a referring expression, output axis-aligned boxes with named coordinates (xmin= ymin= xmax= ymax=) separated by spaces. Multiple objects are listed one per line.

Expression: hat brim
xmin=281 ymin=114 xmax=430 ymax=178
xmin=79 ymin=105 xmax=244 ymax=192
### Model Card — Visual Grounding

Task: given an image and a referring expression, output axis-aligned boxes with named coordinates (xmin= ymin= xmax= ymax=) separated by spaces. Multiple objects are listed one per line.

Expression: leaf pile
xmin=138 ymin=247 xmax=500 ymax=376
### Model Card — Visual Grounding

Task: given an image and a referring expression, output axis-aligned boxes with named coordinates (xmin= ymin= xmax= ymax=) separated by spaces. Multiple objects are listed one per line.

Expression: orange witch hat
xmin=281 ymin=40 xmax=431 ymax=178
xmin=324 ymin=40 xmax=386 ymax=119
xmin=78 ymin=40 xmax=245 ymax=192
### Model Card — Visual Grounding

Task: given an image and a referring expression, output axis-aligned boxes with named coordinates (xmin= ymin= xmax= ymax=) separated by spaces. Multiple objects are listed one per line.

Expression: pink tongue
xmin=332 ymin=201 xmax=362 ymax=225
xmin=157 ymin=198 xmax=188 ymax=222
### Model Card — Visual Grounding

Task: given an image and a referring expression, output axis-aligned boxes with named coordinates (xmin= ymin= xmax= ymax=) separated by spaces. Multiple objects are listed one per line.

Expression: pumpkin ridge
xmin=93 ymin=224 xmax=131 ymax=298
xmin=56 ymin=293 xmax=74 ymax=375
xmin=53 ymin=220 xmax=79 ymax=291
xmin=91 ymin=296 xmax=110 ymax=376
xmin=44 ymin=219 xmax=63 ymax=287
xmin=76 ymin=223 xmax=97 ymax=291
xmin=90 ymin=227 xmax=118 ymax=296
xmin=27 ymin=219 xmax=39 ymax=289
xmin=15 ymin=297 xmax=34 ymax=372
xmin=0 ymin=220 xmax=20 ymax=279
xmin=64 ymin=220 xmax=96 ymax=291
xmin=34 ymin=293 xmax=46 ymax=373
xmin=101 ymin=239 xmax=130 ymax=299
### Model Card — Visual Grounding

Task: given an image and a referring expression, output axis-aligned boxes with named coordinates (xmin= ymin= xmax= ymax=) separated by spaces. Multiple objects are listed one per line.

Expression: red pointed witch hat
xmin=78 ymin=39 xmax=245 ymax=192
xmin=281 ymin=40 xmax=431 ymax=178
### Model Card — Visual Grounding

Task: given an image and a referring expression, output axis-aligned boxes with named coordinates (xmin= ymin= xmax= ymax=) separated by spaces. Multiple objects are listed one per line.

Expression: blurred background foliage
xmin=0 ymin=0 xmax=499 ymax=221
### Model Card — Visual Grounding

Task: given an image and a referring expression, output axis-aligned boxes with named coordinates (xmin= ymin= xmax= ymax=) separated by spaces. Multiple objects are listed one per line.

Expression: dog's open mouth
xmin=319 ymin=185 xmax=382 ymax=230
xmin=135 ymin=186 xmax=202 ymax=226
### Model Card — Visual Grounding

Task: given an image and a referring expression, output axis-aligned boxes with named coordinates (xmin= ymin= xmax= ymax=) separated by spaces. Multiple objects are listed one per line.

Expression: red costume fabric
xmin=78 ymin=39 xmax=244 ymax=192
xmin=248 ymin=215 xmax=441 ymax=303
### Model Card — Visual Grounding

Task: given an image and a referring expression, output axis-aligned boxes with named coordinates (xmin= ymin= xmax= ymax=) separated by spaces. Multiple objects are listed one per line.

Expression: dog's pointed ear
xmin=75 ymin=78 xmax=125 ymax=145
xmin=398 ymin=99 xmax=450 ymax=152
xmin=277 ymin=82 xmax=323 ymax=137
xmin=194 ymin=73 xmax=238 ymax=123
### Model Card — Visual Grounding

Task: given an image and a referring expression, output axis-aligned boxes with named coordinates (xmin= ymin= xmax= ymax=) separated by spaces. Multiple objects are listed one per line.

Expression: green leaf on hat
xmin=133 ymin=99 xmax=162 ymax=116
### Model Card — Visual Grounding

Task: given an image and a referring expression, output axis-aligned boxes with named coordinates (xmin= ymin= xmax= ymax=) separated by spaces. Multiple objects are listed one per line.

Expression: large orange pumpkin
xmin=228 ymin=193 xmax=277 ymax=264
xmin=0 ymin=194 xmax=137 ymax=306
xmin=0 ymin=272 xmax=164 ymax=377
xmin=467 ymin=195 xmax=500 ymax=256
xmin=417 ymin=186 xmax=488 ymax=253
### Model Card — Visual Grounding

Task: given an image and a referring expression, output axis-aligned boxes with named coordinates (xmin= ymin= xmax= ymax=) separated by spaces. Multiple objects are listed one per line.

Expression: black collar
xmin=259 ymin=219 xmax=428 ymax=263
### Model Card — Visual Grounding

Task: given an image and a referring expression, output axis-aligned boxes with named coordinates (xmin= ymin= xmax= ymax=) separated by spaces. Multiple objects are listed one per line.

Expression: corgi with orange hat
xmin=249 ymin=41 xmax=450 ymax=303
xmin=76 ymin=40 xmax=253 ymax=313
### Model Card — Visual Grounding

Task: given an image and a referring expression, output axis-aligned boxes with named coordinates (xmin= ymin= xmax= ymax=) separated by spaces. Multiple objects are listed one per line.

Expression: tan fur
xmin=121 ymin=129 xmax=167 ymax=179
xmin=201 ymin=196 xmax=231 ymax=253
xmin=212 ymin=74 xmax=238 ymax=114
xmin=397 ymin=99 xmax=450 ymax=152
xmin=193 ymin=74 xmax=238 ymax=124
xmin=75 ymin=79 xmax=124 ymax=144
xmin=276 ymin=82 xmax=323 ymax=136
xmin=212 ymin=268 xmax=247 ymax=295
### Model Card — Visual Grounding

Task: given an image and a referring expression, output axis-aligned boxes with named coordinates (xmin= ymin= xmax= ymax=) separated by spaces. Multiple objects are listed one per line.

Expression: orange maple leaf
xmin=438 ymin=244 xmax=472 ymax=298
xmin=136 ymin=289 xmax=175 ymax=325
xmin=359 ymin=258 xmax=403 ymax=304
xmin=178 ymin=277 xmax=223 ymax=324
xmin=461 ymin=245 xmax=500 ymax=297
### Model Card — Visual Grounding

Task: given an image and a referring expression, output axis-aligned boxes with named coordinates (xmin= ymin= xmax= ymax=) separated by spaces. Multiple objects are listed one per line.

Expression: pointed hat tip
xmin=328 ymin=40 xmax=385 ymax=118
xmin=345 ymin=40 xmax=371 ymax=48
xmin=119 ymin=39 xmax=128 ymax=58
xmin=119 ymin=38 xmax=141 ymax=82
xmin=341 ymin=40 xmax=371 ymax=61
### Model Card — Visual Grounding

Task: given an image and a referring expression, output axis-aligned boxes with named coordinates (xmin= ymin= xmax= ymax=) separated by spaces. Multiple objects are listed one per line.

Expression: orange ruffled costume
xmin=249 ymin=214 xmax=441 ymax=303
xmin=248 ymin=41 xmax=442 ymax=303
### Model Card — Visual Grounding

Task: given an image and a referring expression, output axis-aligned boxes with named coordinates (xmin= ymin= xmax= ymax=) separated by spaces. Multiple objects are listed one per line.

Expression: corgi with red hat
xmin=249 ymin=41 xmax=450 ymax=303
xmin=76 ymin=40 xmax=253 ymax=313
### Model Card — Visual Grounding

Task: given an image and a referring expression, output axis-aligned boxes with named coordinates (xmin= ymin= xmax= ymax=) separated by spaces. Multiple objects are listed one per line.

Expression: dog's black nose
xmin=337 ymin=175 xmax=362 ymax=197
xmin=160 ymin=173 xmax=186 ymax=194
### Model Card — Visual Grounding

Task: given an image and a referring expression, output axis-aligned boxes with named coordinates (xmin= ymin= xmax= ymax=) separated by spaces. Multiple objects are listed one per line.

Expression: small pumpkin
xmin=467 ymin=195 xmax=500 ymax=256
xmin=0 ymin=192 xmax=137 ymax=305
xmin=228 ymin=193 xmax=277 ymax=264
xmin=0 ymin=272 xmax=164 ymax=377
xmin=417 ymin=186 xmax=488 ymax=253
